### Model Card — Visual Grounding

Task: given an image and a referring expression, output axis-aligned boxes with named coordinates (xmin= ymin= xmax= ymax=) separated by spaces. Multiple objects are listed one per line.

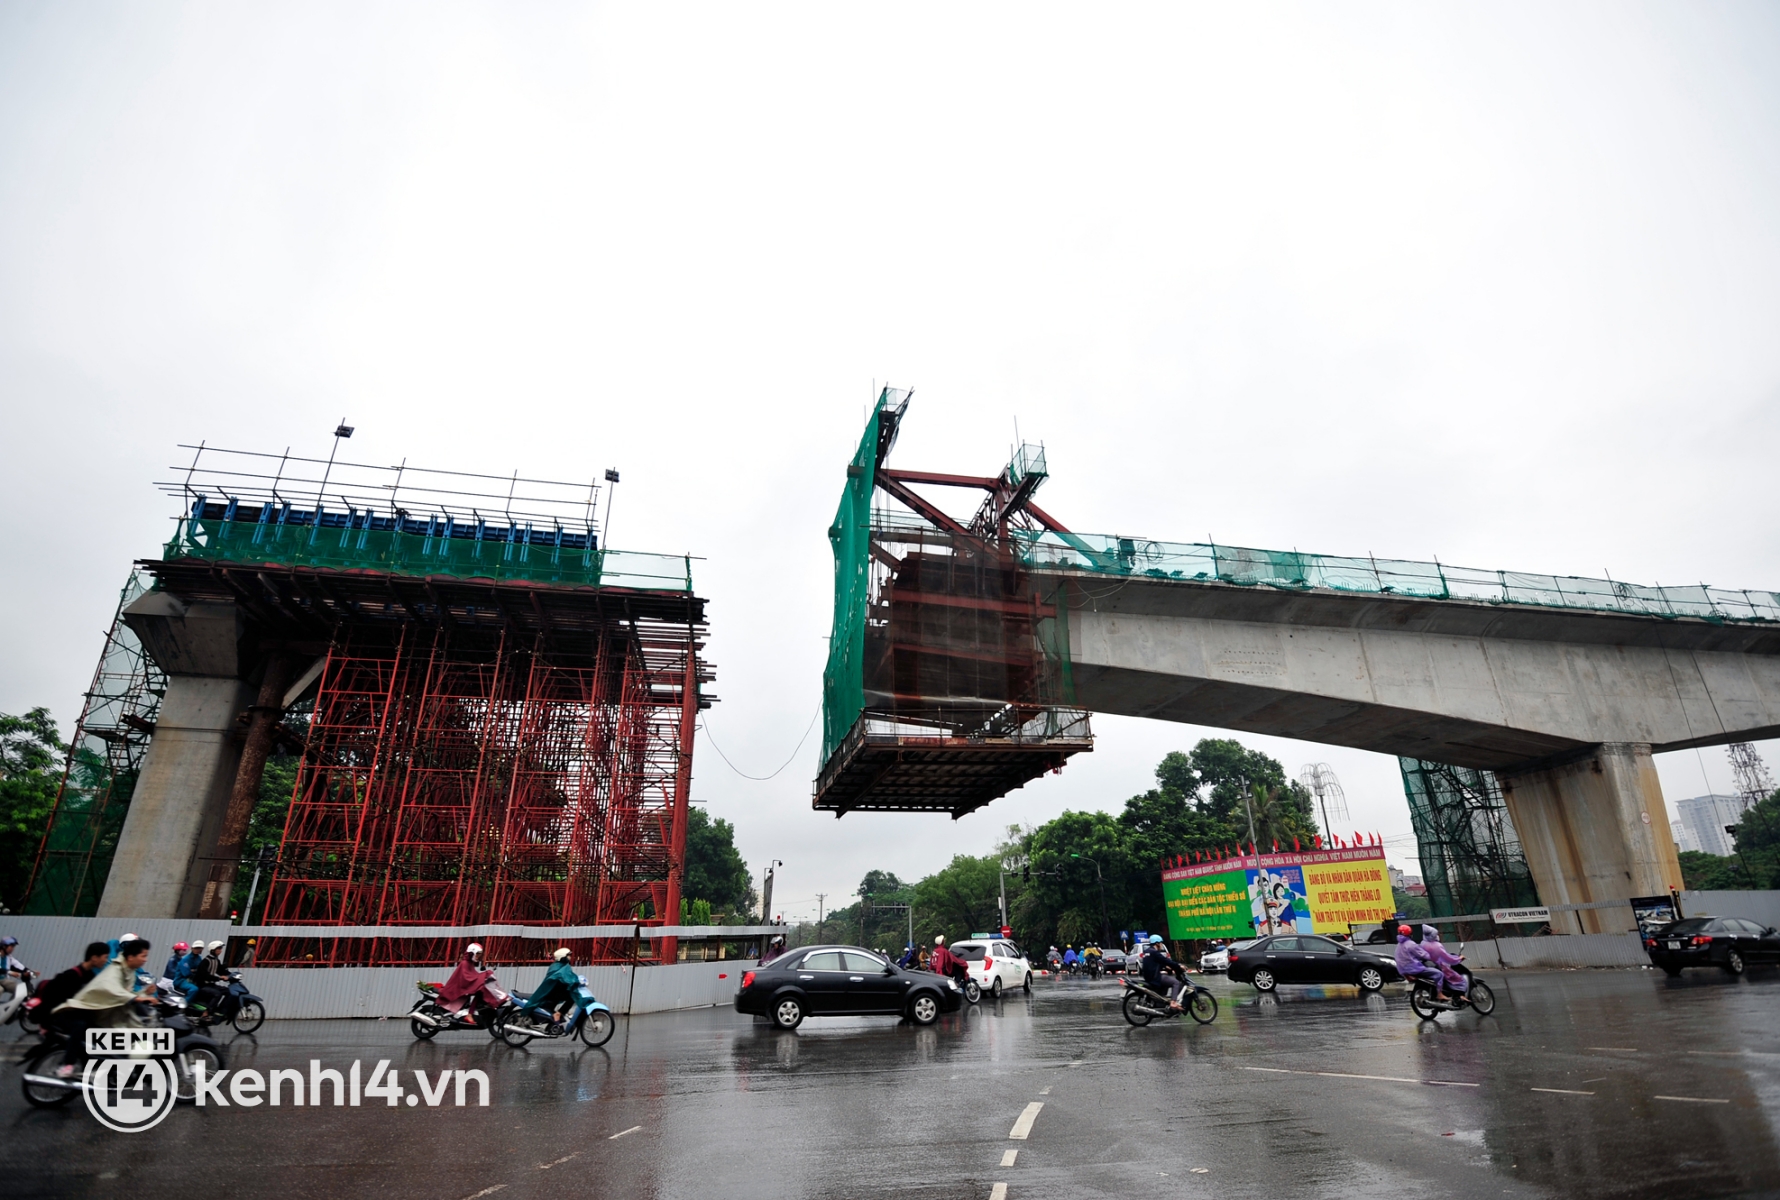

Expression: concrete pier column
xmin=96 ymin=675 xmax=253 ymax=918
xmin=97 ymin=591 xmax=252 ymax=920
xmin=1497 ymin=743 xmax=1683 ymax=934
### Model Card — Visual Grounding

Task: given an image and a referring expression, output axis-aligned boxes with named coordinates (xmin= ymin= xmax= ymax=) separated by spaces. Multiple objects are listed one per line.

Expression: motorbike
xmin=191 ymin=970 xmax=266 ymax=1034
xmin=1 ymin=970 xmax=40 ymax=1034
xmin=1408 ymin=946 xmax=1496 ymax=1020
xmin=20 ymin=987 xmax=225 ymax=1108
xmin=491 ymin=976 xmax=616 ymax=1047
xmin=1120 ymin=974 xmax=1218 ymax=1026
xmin=408 ymin=974 xmax=512 ymax=1040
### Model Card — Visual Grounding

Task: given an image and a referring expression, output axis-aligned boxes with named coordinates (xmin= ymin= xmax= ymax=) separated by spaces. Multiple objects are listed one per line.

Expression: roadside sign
xmin=1489 ymin=906 xmax=1550 ymax=924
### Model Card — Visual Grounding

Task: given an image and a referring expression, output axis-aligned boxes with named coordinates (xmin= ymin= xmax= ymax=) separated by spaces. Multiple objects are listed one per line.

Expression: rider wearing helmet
xmin=521 ymin=948 xmax=580 ymax=1024
xmin=440 ymin=943 xmax=498 ymax=1021
xmin=1393 ymin=924 xmax=1446 ymax=998
xmin=760 ymin=935 xmax=787 ymax=965
xmin=1420 ymin=925 xmax=1468 ymax=994
xmin=929 ymin=935 xmax=967 ymax=987
xmin=163 ymin=942 xmax=190 ymax=981
xmin=1139 ymin=934 xmax=1190 ymax=1010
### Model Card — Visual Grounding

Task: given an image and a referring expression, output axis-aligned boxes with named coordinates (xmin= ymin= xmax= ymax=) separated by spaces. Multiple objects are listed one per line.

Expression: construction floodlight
xmin=334 ymin=424 xmax=354 ymax=439
xmin=605 ymin=468 xmax=620 ymax=483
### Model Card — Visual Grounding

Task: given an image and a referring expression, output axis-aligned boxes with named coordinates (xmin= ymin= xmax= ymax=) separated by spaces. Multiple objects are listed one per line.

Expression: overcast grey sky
xmin=2 ymin=3 xmax=1777 ymax=924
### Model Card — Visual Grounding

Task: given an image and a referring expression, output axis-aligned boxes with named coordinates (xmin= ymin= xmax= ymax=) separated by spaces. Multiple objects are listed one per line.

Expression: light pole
xmin=1070 ymin=854 xmax=1110 ymax=948
xmin=815 ymin=893 xmax=827 ymax=943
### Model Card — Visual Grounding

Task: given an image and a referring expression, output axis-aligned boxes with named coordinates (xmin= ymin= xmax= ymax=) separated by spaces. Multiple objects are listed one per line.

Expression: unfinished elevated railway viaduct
xmin=815 ymin=391 xmax=1780 ymax=934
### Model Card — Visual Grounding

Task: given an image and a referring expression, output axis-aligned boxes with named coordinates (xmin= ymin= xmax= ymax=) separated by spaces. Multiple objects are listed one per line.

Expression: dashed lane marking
xmin=1001 ymin=1150 xmax=1018 ymax=1167
xmin=1530 ymin=1088 xmax=1594 ymax=1096
xmin=989 ymin=1185 xmax=1008 ymax=1200
xmin=1191 ymin=1168 xmax=1209 ymax=1174
xmin=1587 ymin=1047 xmax=1639 ymax=1053
xmin=1039 ymin=1086 xmax=1051 ymax=1095
xmin=1654 ymin=1095 xmax=1730 ymax=1104
xmin=1686 ymin=1051 xmax=1741 ymax=1057
xmin=1009 ymin=1102 xmax=1045 ymax=1140
xmin=609 ymin=1125 xmax=644 ymax=1139
xmin=1240 ymin=1067 xmax=1477 ymax=1088
xmin=463 ymin=1188 xmax=507 ymax=1200
xmin=538 ymin=1154 xmax=580 ymax=1170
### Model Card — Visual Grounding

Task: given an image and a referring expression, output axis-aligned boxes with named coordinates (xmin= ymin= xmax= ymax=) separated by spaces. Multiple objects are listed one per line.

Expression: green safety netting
xmin=821 ymin=393 xmax=885 ymax=764
xmin=1398 ymin=758 xmax=1541 ymax=924
xmin=1015 ymin=531 xmax=1780 ymax=624
xmin=26 ymin=571 xmax=164 ymax=916
xmin=164 ymin=519 xmax=693 ymax=592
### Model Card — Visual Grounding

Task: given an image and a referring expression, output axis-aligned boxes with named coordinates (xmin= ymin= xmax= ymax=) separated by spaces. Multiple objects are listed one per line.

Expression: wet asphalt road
xmin=7 ymin=967 xmax=1780 ymax=1200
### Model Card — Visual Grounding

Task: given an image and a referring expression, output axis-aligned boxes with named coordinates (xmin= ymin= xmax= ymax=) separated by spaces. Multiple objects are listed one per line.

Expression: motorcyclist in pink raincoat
xmin=1420 ymin=925 xmax=1469 ymax=995
xmin=440 ymin=943 xmax=502 ymax=1021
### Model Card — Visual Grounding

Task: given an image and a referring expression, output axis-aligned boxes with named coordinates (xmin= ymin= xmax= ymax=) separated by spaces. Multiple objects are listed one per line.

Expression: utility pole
xmin=1000 ymin=855 xmax=1028 ymax=932
xmin=1241 ymin=781 xmax=1273 ymax=934
xmin=761 ymin=860 xmax=781 ymax=925
xmin=815 ymin=893 xmax=827 ymax=943
xmin=861 ymin=889 xmax=871 ymax=948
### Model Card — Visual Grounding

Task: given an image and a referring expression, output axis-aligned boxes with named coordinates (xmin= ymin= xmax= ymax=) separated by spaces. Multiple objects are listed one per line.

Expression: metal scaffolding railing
xmin=1016 ymin=532 xmax=1780 ymax=625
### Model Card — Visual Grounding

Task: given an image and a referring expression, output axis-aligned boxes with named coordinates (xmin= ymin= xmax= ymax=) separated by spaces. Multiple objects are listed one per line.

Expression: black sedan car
xmin=735 ymin=944 xmax=965 ymax=1029
xmin=1644 ymin=916 xmax=1780 ymax=977
xmin=1226 ymin=933 xmax=1400 ymax=993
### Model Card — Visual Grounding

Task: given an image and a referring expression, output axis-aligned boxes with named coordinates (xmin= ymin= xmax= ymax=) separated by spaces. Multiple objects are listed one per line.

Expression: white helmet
xmin=465 ymin=943 xmax=483 ymax=955
xmin=934 ymin=935 xmax=945 ymax=946
xmin=553 ymin=947 xmax=571 ymax=960
xmin=208 ymin=940 xmax=226 ymax=951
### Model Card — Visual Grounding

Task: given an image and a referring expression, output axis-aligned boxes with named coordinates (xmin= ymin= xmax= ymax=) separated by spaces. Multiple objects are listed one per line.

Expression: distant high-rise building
xmin=1675 ymin=794 xmax=1751 ymax=858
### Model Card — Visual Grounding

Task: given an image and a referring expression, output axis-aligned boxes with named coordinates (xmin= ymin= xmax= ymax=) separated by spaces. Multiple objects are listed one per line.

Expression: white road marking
xmin=1654 ymin=1095 xmax=1730 ymax=1104
xmin=989 ymin=1185 xmax=1008 ymax=1200
xmin=1685 ymin=1051 xmax=1741 ymax=1057
xmin=538 ymin=1154 xmax=580 ymax=1170
xmin=1530 ymin=1088 xmax=1594 ymax=1096
xmin=1190 ymin=1168 xmax=1210 ymax=1174
xmin=1588 ymin=1047 xmax=1639 ymax=1053
xmin=1239 ymin=1067 xmax=1477 ymax=1088
xmin=1009 ymin=1102 xmax=1045 ymax=1139
xmin=609 ymin=1125 xmax=644 ymax=1139
xmin=1001 ymin=1150 xmax=1018 ymax=1167
xmin=1039 ymin=1086 xmax=1051 ymax=1095
xmin=463 ymin=1188 xmax=507 ymax=1200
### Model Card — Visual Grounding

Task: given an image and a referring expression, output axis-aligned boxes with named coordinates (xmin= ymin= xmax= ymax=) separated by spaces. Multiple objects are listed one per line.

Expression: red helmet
xmin=172 ymin=941 xmax=189 ymax=953
xmin=1397 ymin=925 xmax=1413 ymax=937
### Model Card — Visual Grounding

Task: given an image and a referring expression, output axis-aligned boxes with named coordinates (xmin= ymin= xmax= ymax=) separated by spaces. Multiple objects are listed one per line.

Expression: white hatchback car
xmin=949 ymin=940 xmax=1033 ymax=997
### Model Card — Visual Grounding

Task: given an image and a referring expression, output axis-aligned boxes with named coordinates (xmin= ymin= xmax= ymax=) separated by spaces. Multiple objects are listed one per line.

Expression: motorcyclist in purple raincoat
xmin=1420 ymin=925 xmax=1469 ymax=994
xmin=1394 ymin=924 xmax=1447 ymax=998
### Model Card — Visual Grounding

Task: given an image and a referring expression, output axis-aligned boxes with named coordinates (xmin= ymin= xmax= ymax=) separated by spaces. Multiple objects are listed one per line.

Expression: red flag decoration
xmin=1313 ymin=833 xmax=1322 ymax=849
xmin=1272 ymin=840 xmax=1279 ymax=853
xmin=1293 ymin=836 xmax=1300 ymax=852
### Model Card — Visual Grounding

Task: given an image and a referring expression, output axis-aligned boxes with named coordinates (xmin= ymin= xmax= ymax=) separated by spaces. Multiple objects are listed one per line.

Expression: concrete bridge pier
xmin=96 ymin=593 xmax=252 ymax=920
xmin=1498 ymin=744 xmax=1683 ymax=935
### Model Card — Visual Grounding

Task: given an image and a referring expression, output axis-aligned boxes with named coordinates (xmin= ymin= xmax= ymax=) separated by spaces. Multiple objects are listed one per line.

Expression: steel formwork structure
xmin=814 ymin=390 xmax=1093 ymax=817
xmin=256 ymin=613 xmax=700 ymax=967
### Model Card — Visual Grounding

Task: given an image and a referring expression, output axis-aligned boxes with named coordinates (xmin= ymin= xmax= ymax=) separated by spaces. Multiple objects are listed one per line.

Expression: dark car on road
xmin=735 ymin=944 xmax=965 ymax=1029
xmin=1644 ymin=916 xmax=1780 ymax=977
xmin=1226 ymin=933 xmax=1400 ymax=993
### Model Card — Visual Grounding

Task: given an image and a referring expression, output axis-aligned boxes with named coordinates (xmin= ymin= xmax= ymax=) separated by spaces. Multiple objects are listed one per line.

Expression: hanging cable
xmin=700 ymin=703 xmax=822 ymax=781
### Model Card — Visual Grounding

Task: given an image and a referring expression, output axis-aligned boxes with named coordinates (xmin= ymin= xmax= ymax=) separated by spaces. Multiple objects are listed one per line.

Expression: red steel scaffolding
xmin=257 ymin=619 xmax=700 ymax=967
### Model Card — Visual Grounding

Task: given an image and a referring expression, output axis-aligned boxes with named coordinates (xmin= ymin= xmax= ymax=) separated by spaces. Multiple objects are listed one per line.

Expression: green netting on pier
xmin=1399 ymin=758 xmax=1540 ymax=923
xmin=1016 ymin=531 xmax=1780 ymax=625
xmin=821 ymin=393 xmax=886 ymax=764
xmin=164 ymin=520 xmax=693 ymax=592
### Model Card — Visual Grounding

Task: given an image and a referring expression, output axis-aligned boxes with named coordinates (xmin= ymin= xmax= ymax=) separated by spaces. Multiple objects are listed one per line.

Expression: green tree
xmin=912 ymin=855 xmax=1003 ymax=943
xmin=1678 ymin=850 xmax=1744 ymax=890
xmin=683 ymin=806 xmax=754 ymax=918
xmin=0 ymin=708 xmax=65 ymax=912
